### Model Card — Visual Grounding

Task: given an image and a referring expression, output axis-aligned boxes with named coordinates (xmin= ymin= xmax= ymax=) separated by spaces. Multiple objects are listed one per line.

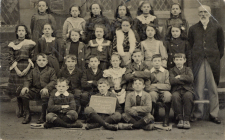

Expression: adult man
xmin=188 ymin=5 xmax=224 ymax=124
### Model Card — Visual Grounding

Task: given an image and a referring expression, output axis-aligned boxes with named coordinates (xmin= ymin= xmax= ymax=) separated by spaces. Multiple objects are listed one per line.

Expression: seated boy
xmin=81 ymin=55 xmax=103 ymax=108
xmin=149 ymin=54 xmax=171 ymax=127
xmin=20 ymin=53 xmax=57 ymax=124
xmin=169 ymin=53 xmax=194 ymax=129
xmin=84 ymin=78 xmax=122 ymax=131
xmin=44 ymin=78 xmax=83 ymax=128
xmin=58 ymin=54 xmax=83 ymax=112
xmin=119 ymin=78 xmax=154 ymax=130
xmin=125 ymin=49 xmax=157 ymax=93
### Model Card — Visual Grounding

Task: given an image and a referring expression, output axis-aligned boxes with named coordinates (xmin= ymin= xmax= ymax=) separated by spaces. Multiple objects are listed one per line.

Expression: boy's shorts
xmin=20 ymin=88 xmax=49 ymax=100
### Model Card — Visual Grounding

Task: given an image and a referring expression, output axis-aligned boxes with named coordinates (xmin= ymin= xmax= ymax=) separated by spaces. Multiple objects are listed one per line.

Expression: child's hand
xmin=20 ymin=87 xmax=29 ymax=95
xmin=40 ymin=88 xmax=48 ymax=96
xmin=175 ymin=75 xmax=181 ymax=79
xmin=28 ymin=59 xmax=34 ymax=68
xmin=112 ymin=90 xmax=116 ymax=95
xmin=144 ymin=69 xmax=150 ymax=72
xmin=132 ymin=71 xmax=135 ymax=75
xmin=14 ymin=67 xmax=24 ymax=77
xmin=87 ymin=81 xmax=93 ymax=84
xmin=62 ymin=105 xmax=69 ymax=108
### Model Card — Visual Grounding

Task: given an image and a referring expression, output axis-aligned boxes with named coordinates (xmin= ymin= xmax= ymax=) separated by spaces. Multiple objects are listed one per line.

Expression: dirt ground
xmin=0 ymin=101 xmax=224 ymax=140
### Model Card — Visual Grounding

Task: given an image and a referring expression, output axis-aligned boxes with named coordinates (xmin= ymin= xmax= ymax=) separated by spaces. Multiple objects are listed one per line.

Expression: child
xmin=34 ymin=23 xmax=63 ymax=75
xmin=85 ymin=24 xmax=112 ymax=70
xmin=8 ymin=24 xmax=36 ymax=118
xmin=119 ymin=78 xmax=154 ymax=130
xmin=62 ymin=4 xmax=86 ymax=42
xmin=84 ymin=78 xmax=122 ymax=131
xmin=20 ymin=53 xmax=57 ymax=124
xmin=133 ymin=1 xmax=158 ymax=41
xmin=103 ymin=53 xmax=127 ymax=110
xmin=162 ymin=3 xmax=189 ymax=40
xmin=30 ymin=0 xmax=56 ymax=44
xmin=84 ymin=3 xmax=112 ymax=43
xmin=111 ymin=4 xmax=132 ymax=39
xmin=164 ymin=24 xmax=192 ymax=70
xmin=149 ymin=54 xmax=171 ymax=127
xmin=81 ymin=56 xmax=103 ymax=108
xmin=112 ymin=16 xmax=139 ymax=67
xmin=124 ymin=49 xmax=157 ymax=93
xmin=58 ymin=55 xmax=83 ymax=112
xmin=169 ymin=53 xmax=194 ymax=129
xmin=139 ymin=23 xmax=168 ymax=69
xmin=44 ymin=78 xmax=83 ymax=128
xmin=64 ymin=28 xmax=86 ymax=70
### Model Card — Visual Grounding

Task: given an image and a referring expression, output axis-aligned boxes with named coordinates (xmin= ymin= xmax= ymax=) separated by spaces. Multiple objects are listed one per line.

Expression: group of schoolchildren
xmin=8 ymin=0 xmax=197 ymax=131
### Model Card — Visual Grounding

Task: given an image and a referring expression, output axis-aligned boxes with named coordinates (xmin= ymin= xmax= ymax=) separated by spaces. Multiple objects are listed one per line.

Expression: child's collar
xmin=55 ymin=91 xmax=69 ymax=97
xmin=43 ymin=36 xmax=55 ymax=42
xmin=134 ymin=90 xmax=143 ymax=97
xmin=150 ymin=66 xmax=165 ymax=73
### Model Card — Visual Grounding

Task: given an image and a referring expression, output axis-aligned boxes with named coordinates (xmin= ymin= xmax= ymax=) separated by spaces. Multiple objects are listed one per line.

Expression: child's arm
xmin=62 ymin=19 xmax=69 ymax=42
xmin=47 ymin=95 xmax=62 ymax=112
xmin=152 ymin=70 xmax=171 ymax=91
xmin=115 ymin=98 xmax=123 ymax=114
xmin=169 ymin=69 xmax=185 ymax=85
xmin=124 ymin=93 xmax=138 ymax=116
xmin=179 ymin=67 xmax=194 ymax=84
xmin=85 ymin=41 xmax=91 ymax=64
xmin=134 ymin=93 xmax=152 ymax=113
xmin=81 ymin=70 xmax=93 ymax=89
xmin=61 ymin=96 xmax=76 ymax=113
xmin=124 ymin=65 xmax=135 ymax=81
xmin=44 ymin=69 xmax=57 ymax=92
xmin=159 ymin=41 xmax=168 ymax=68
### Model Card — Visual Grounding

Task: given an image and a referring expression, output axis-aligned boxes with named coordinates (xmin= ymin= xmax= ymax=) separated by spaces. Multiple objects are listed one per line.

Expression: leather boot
xmin=118 ymin=123 xmax=133 ymax=130
xmin=85 ymin=123 xmax=101 ymax=130
xmin=37 ymin=99 xmax=48 ymax=124
xmin=104 ymin=123 xmax=118 ymax=131
xmin=16 ymin=97 xmax=24 ymax=118
xmin=163 ymin=103 xmax=171 ymax=127
xmin=153 ymin=102 xmax=160 ymax=122
xmin=22 ymin=98 xmax=31 ymax=124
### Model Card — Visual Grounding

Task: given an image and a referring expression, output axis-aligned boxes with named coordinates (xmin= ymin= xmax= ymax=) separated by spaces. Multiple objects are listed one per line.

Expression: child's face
xmin=146 ymin=26 xmax=155 ymax=38
xmin=92 ymin=4 xmax=101 ymax=15
xmin=174 ymin=57 xmax=186 ymax=69
xmin=89 ymin=57 xmax=100 ymax=69
xmin=38 ymin=1 xmax=48 ymax=13
xmin=152 ymin=57 xmax=162 ymax=69
xmin=65 ymin=58 xmax=76 ymax=70
xmin=171 ymin=4 xmax=181 ymax=16
xmin=55 ymin=81 xmax=69 ymax=94
xmin=132 ymin=52 xmax=143 ymax=64
xmin=17 ymin=26 xmax=27 ymax=39
xmin=43 ymin=24 xmax=53 ymax=37
xmin=95 ymin=27 xmax=104 ymax=39
xmin=171 ymin=27 xmax=181 ymax=39
xmin=121 ymin=21 xmax=131 ymax=32
xmin=36 ymin=56 xmax=48 ymax=68
xmin=111 ymin=55 xmax=121 ymax=68
xmin=70 ymin=31 xmax=80 ymax=42
xmin=132 ymin=80 xmax=145 ymax=92
xmin=71 ymin=7 xmax=80 ymax=18
xmin=141 ymin=3 xmax=151 ymax=14
xmin=98 ymin=83 xmax=110 ymax=94
xmin=118 ymin=6 xmax=126 ymax=17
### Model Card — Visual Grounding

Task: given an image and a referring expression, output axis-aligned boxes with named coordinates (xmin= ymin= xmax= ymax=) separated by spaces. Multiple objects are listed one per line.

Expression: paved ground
xmin=0 ymin=101 xmax=224 ymax=140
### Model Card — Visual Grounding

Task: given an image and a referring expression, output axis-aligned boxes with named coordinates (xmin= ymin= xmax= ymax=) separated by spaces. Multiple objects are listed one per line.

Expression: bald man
xmin=188 ymin=5 xmax=224 ymax=124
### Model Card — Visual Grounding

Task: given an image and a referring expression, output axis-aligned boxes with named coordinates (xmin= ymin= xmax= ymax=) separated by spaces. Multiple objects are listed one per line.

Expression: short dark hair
xmin=57 ymin=77 xmax=69 ymax=86
xmin=97 ymin=78 xmax=109 ymax=85
xmin=69 ymin=4 xmax=82 ymax=17
xmin=89 ymin=55 xmax=100 ymax=61
xmin=121 ymin=16 xmax=133 ymax=26
xmin=111 ymin=52 xmax=122 ymax=60
xmin=151 ymin=54 xmax=162 ymax=61
xmin=133 ymin=78 xmax=145 ymax=84
xmin=173 ymin=53 xmax=186 ymax=59
xmin=36 ymin=53 xmax=48 ymax=60
xmin=15 ymin=24 xmax=30 ymax=39
xmin=114 ymin=4 xmax=132 ymax=19
xmin=67 ymin=28 xmax=82 ymax=42
xmin=65 ymin=54 xmax=77 ymax=61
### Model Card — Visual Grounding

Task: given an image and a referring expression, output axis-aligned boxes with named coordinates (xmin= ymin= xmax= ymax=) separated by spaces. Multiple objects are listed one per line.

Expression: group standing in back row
xmin=8 ymin=0 xmax=224 ymax=131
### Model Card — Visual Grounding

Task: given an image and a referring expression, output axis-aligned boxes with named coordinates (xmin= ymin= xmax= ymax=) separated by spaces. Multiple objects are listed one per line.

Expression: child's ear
xmin=184 ymin=58 xmax=187 ymax=63
xmin=55 ymin=85 xmax=57 ymax=88
xmin=66 ymin=86 xmax=69 ymax=90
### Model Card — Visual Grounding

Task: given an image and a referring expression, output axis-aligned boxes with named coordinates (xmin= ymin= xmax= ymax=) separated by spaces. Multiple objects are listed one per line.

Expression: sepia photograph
xmin=0 ymin=0 xmax=224 ymax=139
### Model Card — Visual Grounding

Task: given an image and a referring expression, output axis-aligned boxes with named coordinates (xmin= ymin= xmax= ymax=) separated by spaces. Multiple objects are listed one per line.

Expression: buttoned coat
xmin=188 ymin=19 xmax=224 ymax=85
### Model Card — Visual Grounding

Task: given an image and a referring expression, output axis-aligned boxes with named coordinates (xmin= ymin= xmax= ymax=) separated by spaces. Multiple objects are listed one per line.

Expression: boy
xmin=119 ymin=78 xmax=154 ymax=130
xmin=85 ymin=24 xmax=112 ymax=70
xmin=44 ymin=78 xmax=83 ymax=128
xmin=124 ymin=49 xmax=157 ymax=93
xmin=149 ymin=54 xmax=171 ymax=127
xmin=81 ymin=55 xmax=103 ymax=108
xmin=169 ymin=53 xmax=194 ymax=129
xmin=20 ymin=53 xmax=57 ymax=124
xmin=58 ymin=54 xmax=83 ymax=112
xmin=84 ymin=78 xmax=122 ymax=131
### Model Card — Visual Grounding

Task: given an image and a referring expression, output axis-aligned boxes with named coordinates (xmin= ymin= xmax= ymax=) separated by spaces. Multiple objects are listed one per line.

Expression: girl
xmin=112 ymin=16 xmax=139 ymax=67
xmin=8 ymin=25 xmax=36 ymax=118
xmin=164 ymin=24 xmax=192 ymax=70
xmin=34 ymin=23 xmax=63 ymax=75
xmin=133 ymin=1 xmax=158 ymax=41
xmin=85 ymin=24 xmax=111 ymax=70
xmin=103 ymin=53 xmax=126 ymax=110
xmin=64 ymin=28 xmax=86 ymax=70
xmin=111 ymin=4 xmax=132 ymax=40
xmin=162 ymin=3 xmax=189 ymax=40
xmin=139 ymin=24 xmax=167 ymax=69
xmin=62 ymin=4 xmax=86 ymax=42
xmin=84 ymin=3 xmax=112 ymax=43
xmin=30 ymin=0 xmax=56 ymax=44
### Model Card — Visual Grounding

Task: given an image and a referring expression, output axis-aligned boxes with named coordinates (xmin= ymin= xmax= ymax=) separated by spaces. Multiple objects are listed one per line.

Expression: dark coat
xmin=169 ymin=66 xmax=194 ymax=94
xmin=188 ymin=20 xmax=224 ymax=85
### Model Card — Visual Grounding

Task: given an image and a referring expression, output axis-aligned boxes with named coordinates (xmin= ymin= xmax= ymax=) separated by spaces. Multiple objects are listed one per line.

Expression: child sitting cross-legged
xmin=44 ymin=77 xmax=83 ymax=128
xmin=119 ymin=78 xmax=154 ymax=130
xmin=169 ymin=53 xmax=194 ymax=129
xmin=84 ymin=78 xmax=123 ymax=131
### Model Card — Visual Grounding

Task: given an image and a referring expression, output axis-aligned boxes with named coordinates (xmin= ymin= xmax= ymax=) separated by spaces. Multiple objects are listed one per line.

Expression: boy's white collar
xmin=150 ymin=66 xmax=165 ymax=73
xmin=135 ymin=91 xmax=143 ymax=97
xmin=55 ymin=91 xmax=69 ymax=97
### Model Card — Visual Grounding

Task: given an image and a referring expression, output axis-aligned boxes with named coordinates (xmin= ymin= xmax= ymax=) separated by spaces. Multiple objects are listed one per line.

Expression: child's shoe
xmin=118 ymin=123 xmax=133 ymax=130
xmin=183 ymin=121 xmax=191 ymax=129
xmin=142 ymin=123 xmax=155 ymax=131
xmin=177 ymin=120 xmax=184 ymax=128
xmin=104 ymin=123 xmax=118 ymax=131
xmin=67 ymin=121 xmax=83 ymax=128
xmin=85 ymin=123 xmax=100 ymax=130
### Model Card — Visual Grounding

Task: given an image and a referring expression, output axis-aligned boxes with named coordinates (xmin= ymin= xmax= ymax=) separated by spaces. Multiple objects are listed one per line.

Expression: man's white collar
xmin=150 ymin=66 xmax=165 ymax=73
xmin=55 ymin=91 xmax=69 ymax=97
xmin=135 ymin=91 xmax=143 ymax=97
